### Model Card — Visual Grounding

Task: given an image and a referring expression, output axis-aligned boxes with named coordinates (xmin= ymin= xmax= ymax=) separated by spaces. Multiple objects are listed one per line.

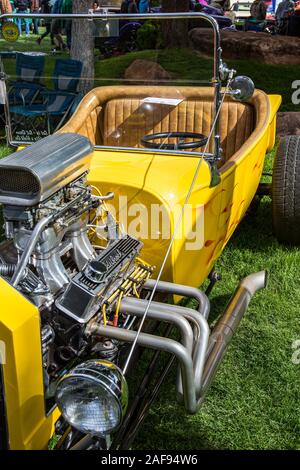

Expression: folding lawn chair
xmin=9 ymin=59 xmax=83 ymax=141
xmin=8 ymin=52 xmax=45 ymax=106
xmin=52 ymin=58 xmax=83 ymax=93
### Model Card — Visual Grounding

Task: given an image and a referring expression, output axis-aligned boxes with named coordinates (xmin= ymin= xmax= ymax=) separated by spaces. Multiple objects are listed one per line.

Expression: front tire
xmin=272 ymin=135 xmax=300 ymax=245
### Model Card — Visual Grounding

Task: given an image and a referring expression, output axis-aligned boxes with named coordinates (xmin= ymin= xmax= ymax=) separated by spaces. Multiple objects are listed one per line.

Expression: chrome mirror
xmin=229 ymin=76 xmax=255 ymax=102
xmin=219 ymin=61 xmax=236 ymax=82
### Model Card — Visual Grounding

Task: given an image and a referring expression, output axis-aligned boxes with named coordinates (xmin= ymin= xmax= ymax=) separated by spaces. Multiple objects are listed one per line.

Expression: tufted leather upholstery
xmin=60 ymin=86 xmax=266 ymax=168
xmin=102 ymin=98 xmax=254 ymax=165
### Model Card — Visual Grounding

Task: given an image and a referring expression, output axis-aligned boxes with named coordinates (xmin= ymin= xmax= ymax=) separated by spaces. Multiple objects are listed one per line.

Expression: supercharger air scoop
xmin=0 ymin=133 xmax=93 ymax=207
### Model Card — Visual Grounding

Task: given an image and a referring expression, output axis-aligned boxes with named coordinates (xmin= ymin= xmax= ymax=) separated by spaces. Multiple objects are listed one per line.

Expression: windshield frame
xmin=0 ymin=12 xmax=222 ymax=161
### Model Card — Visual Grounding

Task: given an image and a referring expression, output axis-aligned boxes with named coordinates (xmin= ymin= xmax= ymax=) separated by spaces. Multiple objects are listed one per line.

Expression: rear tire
xmin=272 ymin=135 xmax=300 ymax=245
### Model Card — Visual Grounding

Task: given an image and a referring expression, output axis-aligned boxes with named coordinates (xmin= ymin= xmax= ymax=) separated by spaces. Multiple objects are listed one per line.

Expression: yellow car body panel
xmin=88 ymin=93 xmax=281 ymax=288
xmin=0 ymin=93 xmax=281 ymax=449
xmin=0 ymin=277 xmax=60 ymax=450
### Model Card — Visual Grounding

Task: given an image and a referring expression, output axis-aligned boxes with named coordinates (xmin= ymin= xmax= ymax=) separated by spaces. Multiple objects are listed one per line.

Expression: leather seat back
xmin=101 ymin=98 xmax=255 ymax=164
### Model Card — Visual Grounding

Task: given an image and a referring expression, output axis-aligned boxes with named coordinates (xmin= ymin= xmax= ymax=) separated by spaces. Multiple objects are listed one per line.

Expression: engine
xmin=0 ymin=133 xmax=152 ymax=405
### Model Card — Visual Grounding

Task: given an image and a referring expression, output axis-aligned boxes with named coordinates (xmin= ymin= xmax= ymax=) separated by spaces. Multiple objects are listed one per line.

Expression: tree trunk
xmin=161 ymin=0 xmax=190 ymax=48
xmin=71 ymin=0 xmax=94 ymax=94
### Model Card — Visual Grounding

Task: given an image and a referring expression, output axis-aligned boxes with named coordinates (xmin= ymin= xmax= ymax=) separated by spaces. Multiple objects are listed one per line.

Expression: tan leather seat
xmin=60 ymin=86 xmax=259 ymax=167
xmin=102 ymin=98 xmax=254 ymax=165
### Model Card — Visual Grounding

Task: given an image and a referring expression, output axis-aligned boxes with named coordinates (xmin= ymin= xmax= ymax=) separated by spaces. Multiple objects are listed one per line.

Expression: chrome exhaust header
xmin=199 ymin=271 xmax=267 ymax=403
xmin=87 ymin=271 xmax=267 ymax=414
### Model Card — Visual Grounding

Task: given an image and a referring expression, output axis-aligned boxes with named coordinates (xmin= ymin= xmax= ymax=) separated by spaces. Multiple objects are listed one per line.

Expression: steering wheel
xmin=141 ymin=132 xmax=208 ymax=151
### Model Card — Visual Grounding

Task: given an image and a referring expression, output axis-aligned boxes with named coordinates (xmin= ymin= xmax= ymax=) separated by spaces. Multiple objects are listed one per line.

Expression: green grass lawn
xmin=0 ymin=35 xmax=300 ymax=450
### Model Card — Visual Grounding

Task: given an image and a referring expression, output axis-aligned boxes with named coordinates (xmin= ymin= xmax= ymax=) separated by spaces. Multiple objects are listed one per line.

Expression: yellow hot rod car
xmin=0 ymin=12 xmax=299 ymax=451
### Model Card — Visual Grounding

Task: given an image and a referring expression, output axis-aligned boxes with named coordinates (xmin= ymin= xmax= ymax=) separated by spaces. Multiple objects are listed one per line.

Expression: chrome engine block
xmin=0 ymin=134 xmax=152 ymax=398
xmin=3 ymin=177 xmax=98 ymax=306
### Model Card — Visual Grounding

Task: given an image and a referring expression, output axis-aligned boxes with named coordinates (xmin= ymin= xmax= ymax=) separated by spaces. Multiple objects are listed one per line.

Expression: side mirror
xmin=219 ymin=61 xmax=236 ymax=82
xmin=229 ymin=76 xmax=255 ymax=102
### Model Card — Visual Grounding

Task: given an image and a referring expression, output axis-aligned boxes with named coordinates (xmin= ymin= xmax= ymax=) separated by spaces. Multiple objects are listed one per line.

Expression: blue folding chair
xmin=8 ymin=53 xmax=45 ymax=106
xmin=52 ymin=58 xmax=83 ymax=93
xmin=10 ymin=92 xmax=81 ymax=136
xmin=9 ymin=59 xmax=83 ymax=140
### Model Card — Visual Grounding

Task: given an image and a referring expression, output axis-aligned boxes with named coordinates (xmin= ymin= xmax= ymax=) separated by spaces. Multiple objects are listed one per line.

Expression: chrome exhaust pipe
xmin=198 ymin=271 xmax=267 ymax=402
xmin=86 ymin=323 xmax=198 ymax=414
xmin=119 ymin=298 xmax=194 ymax=356
xmin=143 ymin=279 xmax=210 ymax=319
xmin=120 ymin=297 xmax=210 ymax=397
xmin=87 ymin=271 xmax=267 ymax=414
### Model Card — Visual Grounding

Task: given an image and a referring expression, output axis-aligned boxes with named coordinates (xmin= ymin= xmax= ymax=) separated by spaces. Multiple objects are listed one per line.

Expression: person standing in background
xmin=14 ymin=0 xmax=31 ymax=36
xmin=61 ymin=0 xmax=72 ymax=50
xmin=250 ymin=0 xmax=267 ymax=20
xmin=37 ymin=0 xmax=54 ymax=45
xmin=138 ymin=0 xmax=149 ymax=13
xmin=31 ymin=0 xmax=40 ymax=35
xmin=120 ymin=0 xmax=129 ymax=12
xmin=275 ymin=0 xmax=295 ymax=33
xmin=0 ymin=0 xmax=13 ymax=14
xmin=276 ymin=0 xmax=295 ymax=20
xmin=50 ymin=0 xmax=67 ymax=52
xmin=128 ymin=0 xmax=138 ymax=12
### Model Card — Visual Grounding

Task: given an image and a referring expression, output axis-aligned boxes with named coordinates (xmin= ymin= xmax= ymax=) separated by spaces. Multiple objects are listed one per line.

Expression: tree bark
xmin=71 ymin=0 xmax=95 ymax=94
xmin=161 ymin=0 xmax=190 ymax=48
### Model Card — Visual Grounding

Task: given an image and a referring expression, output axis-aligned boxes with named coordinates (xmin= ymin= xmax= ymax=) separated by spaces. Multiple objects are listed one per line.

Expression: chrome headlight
xmin=55 ymin=359 xmax=128 ymax=437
